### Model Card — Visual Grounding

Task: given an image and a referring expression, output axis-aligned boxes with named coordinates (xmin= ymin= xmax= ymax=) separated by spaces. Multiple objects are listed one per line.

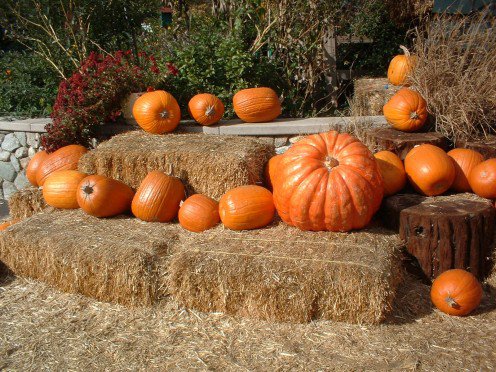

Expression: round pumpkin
xmin=42 ymin=170 xmax=87 ymax=209
xmin=273 ymin=131 xmax=383 ymax=232
xmin=178 ymin=194 xmax=220 ymax=232
xmin=404 ymin=144 xmax=455 ymax=196
xmin=132 ymin=90 xmax=181 ymax=134
xmin=431 ymin=269 xmax=482 ymax=316
xmin=374 ymin=151 xmax=406 ymax=196
xmin=233 ymin=87 xmax=281 ymax=123
xmin=36 ymin=144 xmax=88 ymax=186
xmin=468 ymin=158 xmax=496 ymax=199
xmin=264 ymin=154 xmax=283 ymax=191
xmin=131 ymin=171 xmax=185 ymax=222
xmin=447 ymin=148 xmax=484 ymax=192
xmin=383 ymin=88 xmax=428 ymax=132
xmin=387 ymin=45 xmax=417 ymax=86
xmin=26 ymin=150 xmax=49 ymax=186
xmin=0 ymin=219 xmax=20 ymax=231
xmin=77 ymin=175 xmax=135 ymax=218
xmin=188 ymin=93 xmax=225 ymax=126
xmin=219 ymin=185 xmax=275 ymax=230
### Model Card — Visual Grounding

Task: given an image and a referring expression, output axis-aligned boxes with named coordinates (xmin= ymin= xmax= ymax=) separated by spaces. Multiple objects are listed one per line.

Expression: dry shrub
xmin=410 ymin=12 xmax=496 ymax=143
xmin=384 ymin=0 xmax=434 ymax=26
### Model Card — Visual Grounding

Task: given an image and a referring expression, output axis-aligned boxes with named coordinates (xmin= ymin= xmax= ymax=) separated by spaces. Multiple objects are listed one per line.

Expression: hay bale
xmin=169 ymin=222 xmax=404 ymax=324
xmin=78 ymin=131 xmax=275 ymax=200
xmin=0 ymin=209 xmax=179 ymax=306
xmin=8 ymin=187 xmax=48 ymax=220
xmin=350 ymin=78 xmax=401 ymax=116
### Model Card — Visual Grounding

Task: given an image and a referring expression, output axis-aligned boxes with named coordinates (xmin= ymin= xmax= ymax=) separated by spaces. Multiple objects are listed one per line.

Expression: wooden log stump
xmin=381 ymin=193 xmax=496 ymax=280
xmin=456 ymin=136 xmax=496 ymax=160
xmin=365 ymin=128 xmax=448 ymax=159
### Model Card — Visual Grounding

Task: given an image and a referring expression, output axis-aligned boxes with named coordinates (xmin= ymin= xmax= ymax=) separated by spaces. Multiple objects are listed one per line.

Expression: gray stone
xmin=0 ymin=161 xmax=16 ymax=182
xmin=15 ymin=146 xmax=29 ymax=159
xmin=14 ymin=132 xmax=27 ymax=147
xmin=0 ymin=133 xmax=5 ymax=143
xmin=10 ymin=154 xmax=21 ymax=172
xmin=28 ymin=147 xmax=37 ymax=158
xmin=275 ymin=145 xmax=290 ymax=155
xmin=14 ymin=171 xmax=30 ymax=190
xmin=26 ymin=133 xmax=41 ymax=148
xmin=0 ymin=189 xmax=3 ymax=200
xmin=3 ymin=180 xmax=18 ymax=200
xmin=0 ymin=150 xmax=10 ymax=162
xmin=274 ymin=136 xmax=289 ymax=147
xmin=1 ymin=133 xmax=21 ymax=152
xmin=20 ymin=157 xmax=30 ymax=169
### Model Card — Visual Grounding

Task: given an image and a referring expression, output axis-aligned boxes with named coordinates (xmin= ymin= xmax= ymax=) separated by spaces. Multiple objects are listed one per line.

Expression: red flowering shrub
xmin=42 ymin=51 xmax=161 ymax=152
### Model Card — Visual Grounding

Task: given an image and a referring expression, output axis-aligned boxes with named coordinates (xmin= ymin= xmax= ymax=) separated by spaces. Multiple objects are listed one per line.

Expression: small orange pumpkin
xmin=219 ymin=185 xmax=275 ymax=230
xmin=131 ymin=171 xmax=185 ymax=222
xmin=26 ymin=150 xmax=49 ymax=186
xmin=0 ymin=219 xmax=20 ymax=231
xmin=264 ymin=154 xmax=283 ymax=191
xmin=404 ymin=144 xmax=455 ymax=196
xmin=374 ymin=151 xmax=406 ymax=196
xmin=36 ymin=145 xmax=88 ymax=186
xmin=42 ymin=170 xmax=87 ymax=209
xmin=132 ymin=90 xmax=181 ymax=134
xmin=447 ymin=148 xmax=484 ymax=192
xmin=387 ymin=45 xmax=417 ymax=86
xmin=431 ymin=269 xmax=482 ymax=316
xmin=383 ymin=88 xmax=428 ymax=132
xmin=188 ymin=93 xmax=225 ymax=126
xmin=77 ymin=175 xmax=135 ymax=217
xmin=233 ymin=87 xmax=281 ymax=123
xmin=468 ymin=158 xmax=496 ymax=199
xmin=178 ymin=194 xmax=220 ymax=232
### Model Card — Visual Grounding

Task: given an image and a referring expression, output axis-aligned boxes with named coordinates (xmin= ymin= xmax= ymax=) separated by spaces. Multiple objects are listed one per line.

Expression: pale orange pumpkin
xmin=383 ymin=88 xmax=428 ymax=132
xmin=178 ymin=194 xmax=220 ymax=232
xmin=132 ymin=90 xmax=181 ymax=134
xmin=468 ymin=158 xmax=496 ymax=199
xmin=264 ymin=154 xmax=283 ymax=191
xmin=374 ymin=151 xmax=406 ymax=196
xmin=188 ymin=93 xmax=225 ymax=126
xmin=233 ymin=87 xmax=281 ymax=123
xmin=387 ymin=45 xmax=417 ymax=86
xmin=42 ymin=170 xmax=87 ymax=209
xmin=36 ymin=145 xmax=88 ymax=186
xmin=26 ymin=150 xmax=48 ymax=186
xmin=447 ymin=148 xmax=484 ymax=192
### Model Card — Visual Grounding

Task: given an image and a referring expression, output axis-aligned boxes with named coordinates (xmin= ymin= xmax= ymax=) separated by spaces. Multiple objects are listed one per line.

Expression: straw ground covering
xmin=78 ymin=131 xmax=275 ymax=200
xmin=7 ymin=187 xmax=48 ymax=220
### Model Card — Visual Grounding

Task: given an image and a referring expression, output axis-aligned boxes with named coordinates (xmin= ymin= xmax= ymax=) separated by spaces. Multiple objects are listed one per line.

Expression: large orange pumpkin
xmin=131 ymin=171 xmax=185 ymax=222
xmin=36 ymin=145 xmax=88 ymax=186
xmin=264 ymin=154 xmax=283 ymax=191
xmin=447 ymin=148 xmax=484 ymax=192
xmin=188 ymin=93 xmax=225 ymax=126
xmin=374 ymin=151 xmax=406 ymax=196
xmin=26 ymin=150 xmax=48 ymax=186
xmin=468 ymin=158 xmax=496 ymax=199
xmin=273 ymin=131 xmax=383 ymax=232
xmin=383 ymin=88 xmax=428 ymax=132
xmin=178 ymin=194 xmax=220 ymax=232
xmin=387 ymin=45 xmax=417 ymax=86
xmin=233 ymin=87 xmax=281 ymax=123
xmin=42 ymin=170 xmax=87 ymax=209
xmin=219 ymin=185 xmax=275 ymax=230
xmin=431 ymin=269 xmax=482 ymax=316
xmin=404 ymin=144 xmax=455 ymax=196
xmin=132 ymin=90 xmax=181 ymax=134
xmin=77 ymin=175 xmax=135 ymax=217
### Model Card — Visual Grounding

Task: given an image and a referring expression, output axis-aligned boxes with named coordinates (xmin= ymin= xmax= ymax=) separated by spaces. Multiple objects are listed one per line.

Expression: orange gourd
xmin=42 ymin=170 xmax=87 ymax=209
xmin=131 ymin=171 xmax=185 ymax=222
xmin=219 ymin=185 xmax=275 ymax=230
xmin=26 ymin=150 xmax=49 ymax=186
xmin=178 ymin=194 xmax=220 ymax=232
xmin=431 ymin=269 xmax=482 ymax=316
xmin=387 ymin=45 xmax=417 ymax=86
xmin=233 ymin=87 xmax=281 ymax=123
xmin=447 ymin=149 xmax=484 ymax=192
xmin=77 ymin=175 xmax=135 ymax=217
xmin=36 ymin=145 xmax=88 ymax=186
xmin=383 ymin=88 xmax=428 ymax=132
xmin=188 ymin=93 xmax=225 ymax=126
xmin=273 ymin=131 xmax=383 ymax=232
xmin=374 ymin=151 xmax=406 ymax=196
xmin=264 ymin=154 xmax=283 ymax=191
xmin=468 ymin=158 xmax=496 ymax=199
xmin=0 ymin=219 xmax=20 ymax=231
xmin=132 ymin=90 xmax=181 ymax=134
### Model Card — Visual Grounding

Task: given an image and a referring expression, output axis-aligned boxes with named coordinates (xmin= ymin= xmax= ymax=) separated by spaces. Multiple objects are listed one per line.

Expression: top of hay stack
xmin=8 ymin=187 xmax=48 ymax=220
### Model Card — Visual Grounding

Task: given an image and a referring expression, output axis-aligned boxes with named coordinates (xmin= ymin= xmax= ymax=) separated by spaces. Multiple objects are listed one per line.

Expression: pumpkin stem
xmin=400 ymin=45 xmax=410 ymax=57
xmin=410 ymin=111 xmax=419 ymax=120
xmin=83 ymin=185 xmax=94 ymax=195
xmin=205 ymin=105 xmax=216 ymax=117
xmin=159 ymin=110 xmax=170 ymax=119
xmin=323 ymin=156 xmax=340 ymax=171
xmin=445 ymin=296 xmax=461 ymax=309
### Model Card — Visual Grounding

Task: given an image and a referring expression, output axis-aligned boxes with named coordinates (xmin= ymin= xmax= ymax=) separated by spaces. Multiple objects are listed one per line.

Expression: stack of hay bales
xmin=351 ymin=78 xmax=401 ymax=116
xmin=8 ymin=187 xmax=48 ymax=220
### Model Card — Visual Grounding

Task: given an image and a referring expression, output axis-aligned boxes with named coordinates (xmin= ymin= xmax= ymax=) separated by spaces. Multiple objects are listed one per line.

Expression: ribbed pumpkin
xmin=404 ymin=144 xmax=455 ymax=196
xmin=264 ymin=154 xmax=283 ymax=191
xmin=468 ymin=158 xmax=496 ymax=199
xmin=178 ymin=194 xmax=220 ymax=232
xmin=77 ymin=175 xmax=135 ymax=217
xmin=188 ymin=93 xmax=225 ymax=126
xmin=273 ymin=131 xmax=383 ymax=232
xmin=233 ymin=87 xmax=281 ymax=123
xmin=36 ymin=145 xmax=88 ymax=186
xmin=447 ymin=148 xmax=484 ymax=192
xmin=387 ymin=45 xmax=417 ymax=86
xmin=219 ymin=185 xmax=275 ymax=230
xmin=0 ymin=219 xmax=19 ymax=231
xmin=374 ymin=151 xmax=406 ymax=196
xmin=383 ymin=88 xmax=428 ymax=132
xmin=132 ymin=90 xmax=181 ymax=134
xmin=131 ymin=171 xmax=185 ymax=222
xmin=431 ymin=269 xmax=482 ymax=316
xmin=26 ymin=150 xmax=48 ymax=186
xmin=42 ymin=170 xmax=87 ymax=209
